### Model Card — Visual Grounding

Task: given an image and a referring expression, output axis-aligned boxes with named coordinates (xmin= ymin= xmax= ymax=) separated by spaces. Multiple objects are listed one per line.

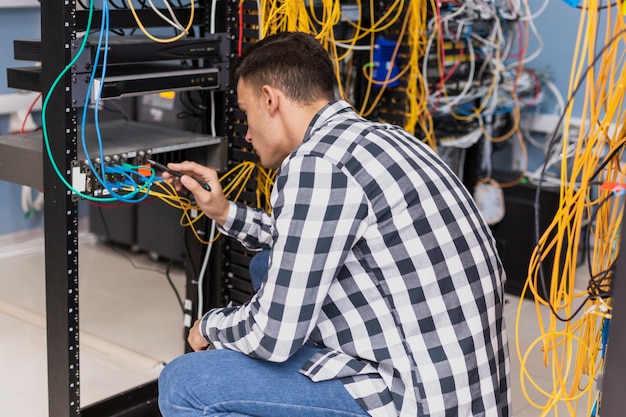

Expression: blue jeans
xmin=248 ymin=249 xmax=270 ymax=292
xmin=158 ymin=346 xmax=369 ymax=417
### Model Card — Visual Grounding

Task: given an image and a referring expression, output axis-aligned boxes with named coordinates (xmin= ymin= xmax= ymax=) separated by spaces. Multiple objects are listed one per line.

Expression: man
xmin=158 ymin=31 xmax=511 ymax=417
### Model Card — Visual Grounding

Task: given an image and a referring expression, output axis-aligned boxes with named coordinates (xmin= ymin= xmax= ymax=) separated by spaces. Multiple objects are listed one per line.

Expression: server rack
xmin=40 ymin=2 xmax=82 ymax=415
xmin=35 ymin=2 xmax=235 ymax=416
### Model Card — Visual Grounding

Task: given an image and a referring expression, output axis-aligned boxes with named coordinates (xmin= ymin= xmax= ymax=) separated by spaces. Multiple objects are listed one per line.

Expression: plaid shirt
xmin=201 ymin=100 xmax=511 ymax=417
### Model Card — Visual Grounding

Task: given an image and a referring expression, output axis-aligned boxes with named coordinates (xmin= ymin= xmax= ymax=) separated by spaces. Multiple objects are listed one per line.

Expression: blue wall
xmin=0 ymin=8 xmax=40 ymax=95
xmin=526 ymin=0 xmax=582 ymax=116
xmin=0 ymin=6 xmax=42 ymax=235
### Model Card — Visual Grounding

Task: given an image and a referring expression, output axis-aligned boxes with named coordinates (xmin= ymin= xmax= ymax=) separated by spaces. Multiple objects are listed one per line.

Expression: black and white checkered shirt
xmin=202 ymin=100 xmax=511 ymax=416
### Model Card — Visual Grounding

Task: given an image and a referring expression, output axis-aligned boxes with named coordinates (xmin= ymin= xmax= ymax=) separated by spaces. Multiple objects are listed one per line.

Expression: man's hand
xmin=188 ymin=319 xmax=212 ymax=352
xmin=161 ymin=161 xmax=230 ymax=225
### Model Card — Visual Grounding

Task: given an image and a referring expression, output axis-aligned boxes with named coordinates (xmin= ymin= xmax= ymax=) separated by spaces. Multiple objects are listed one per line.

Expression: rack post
xmin=41 ymin=0 xmax=81 ymax=415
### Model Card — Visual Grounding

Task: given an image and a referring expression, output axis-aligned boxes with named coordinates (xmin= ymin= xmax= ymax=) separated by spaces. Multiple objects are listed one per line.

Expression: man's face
xmin=237 ymin=78 xmax=288 ymax=169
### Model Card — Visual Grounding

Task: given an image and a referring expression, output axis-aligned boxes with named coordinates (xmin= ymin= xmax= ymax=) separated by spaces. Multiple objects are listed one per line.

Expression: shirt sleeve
xmin=217 ymin=200 xmax=273 ymax=250
xmin=200 ymin=154 xmax=371 ymax=361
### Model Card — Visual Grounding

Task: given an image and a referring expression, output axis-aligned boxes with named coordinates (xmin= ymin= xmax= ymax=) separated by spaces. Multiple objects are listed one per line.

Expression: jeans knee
xmin=158 ymin=355 xmax=192 ymax=415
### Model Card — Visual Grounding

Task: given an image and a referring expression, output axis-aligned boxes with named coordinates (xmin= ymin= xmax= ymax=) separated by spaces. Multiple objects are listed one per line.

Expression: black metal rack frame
xmin=39 ymin=1 xmax=235 ymax=415
xmin=41 ymin=2 xmax=81 ymax=414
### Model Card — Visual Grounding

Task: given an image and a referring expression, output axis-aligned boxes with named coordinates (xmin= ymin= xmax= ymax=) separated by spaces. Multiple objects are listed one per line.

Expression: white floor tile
xmin=0 ymin=227 xmax=186 ymax=417
xmin=0 ymin=313 xmax=48 ymax=417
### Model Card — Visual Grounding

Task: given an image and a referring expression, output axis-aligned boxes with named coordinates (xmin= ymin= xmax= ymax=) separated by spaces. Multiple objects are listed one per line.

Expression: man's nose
xmin=244 ymin=129 xmax=252 ymax=143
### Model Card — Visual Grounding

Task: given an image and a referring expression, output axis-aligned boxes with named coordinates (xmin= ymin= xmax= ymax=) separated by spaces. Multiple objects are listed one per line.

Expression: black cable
xmin=107 ymin=0 xmax=126 ymax=9
xmin=110 ymin=28 xmax=126 ymax=36
xmin=166 ymin=257 xmax=185 ymax=312
xmin=545 ymin=193 xmax=615 ymax=323
xmin=102 ymin=101 xmax=133 ymax=121
xmin=589 ymin=135 xmax=626 ymax=181
xmin=525 ymin=193 xmax=615 ymax=323
xmin=585 ymin=193 xmax=615 ymax=299
xmin=183 ymin=224 xmax=200 ymax=286
xmin=174 ymin=1 xmax=194 ymax=7
xmin=180 ymin=90 xmax=203 ymax=113
xmin=533 ymin=28 xmax=626 ymax=322
xmin=177 ymin=91 xmax=205 ymax=129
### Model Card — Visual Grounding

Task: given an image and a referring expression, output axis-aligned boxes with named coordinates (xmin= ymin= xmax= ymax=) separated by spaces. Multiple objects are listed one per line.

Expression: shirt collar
xmin=303 ymin=100 xmax=359 ymax=143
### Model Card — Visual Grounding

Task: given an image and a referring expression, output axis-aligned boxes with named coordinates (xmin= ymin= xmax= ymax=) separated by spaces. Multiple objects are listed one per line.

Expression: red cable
xmin=20 ymin=93 xmax=42 ymax=134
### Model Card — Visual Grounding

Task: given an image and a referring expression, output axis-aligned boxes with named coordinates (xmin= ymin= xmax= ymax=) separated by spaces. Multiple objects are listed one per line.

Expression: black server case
xmin=489 ymin=176 xmax=566 ymax=300
xmin=13 ymin=1 xmax=237 ymax=416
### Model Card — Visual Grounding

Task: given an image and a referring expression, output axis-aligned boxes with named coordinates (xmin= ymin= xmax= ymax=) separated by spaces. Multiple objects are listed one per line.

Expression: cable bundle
xmin=515 ymin=0 xmax=626 ymax=413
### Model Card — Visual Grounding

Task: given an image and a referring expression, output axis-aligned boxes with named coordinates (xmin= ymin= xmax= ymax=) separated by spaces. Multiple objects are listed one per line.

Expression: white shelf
xmin=0 ymin=0 xmax=39 ymax=8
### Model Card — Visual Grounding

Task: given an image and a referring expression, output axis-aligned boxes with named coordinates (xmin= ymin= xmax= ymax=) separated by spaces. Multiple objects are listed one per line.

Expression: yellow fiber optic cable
xmin=120 ymin=161 xmax=269 ymax=245
xmin=127 ymin=0 xmax=195 ymax=43
xmin=515 ymin=3 xmax=626 ymax=413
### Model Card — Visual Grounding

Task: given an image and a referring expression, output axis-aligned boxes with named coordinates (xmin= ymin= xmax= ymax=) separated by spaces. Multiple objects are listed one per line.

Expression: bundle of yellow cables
xmin=252 ymin=0 xmax=435 ymax=146
xmin=126 ymin=160 xmax=274 ymax=244
xmin=515 ymin=0 xmax=626 ymax=414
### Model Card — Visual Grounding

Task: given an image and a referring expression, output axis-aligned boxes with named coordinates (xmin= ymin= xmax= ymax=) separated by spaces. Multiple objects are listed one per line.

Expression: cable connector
xmin=600 ymin=182 xmax=626 ymax=195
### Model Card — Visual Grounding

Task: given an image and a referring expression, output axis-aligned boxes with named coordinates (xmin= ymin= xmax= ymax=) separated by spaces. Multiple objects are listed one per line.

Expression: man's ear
xmin=261 ymin=85 xmax=279 ymax=115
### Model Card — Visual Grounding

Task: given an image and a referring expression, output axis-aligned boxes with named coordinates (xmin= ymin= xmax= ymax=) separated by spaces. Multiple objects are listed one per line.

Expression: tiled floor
xmin=0 ymin=226 xmax=186 ymax=417
xmin=0 ymin=226 xmax=597 ymax=416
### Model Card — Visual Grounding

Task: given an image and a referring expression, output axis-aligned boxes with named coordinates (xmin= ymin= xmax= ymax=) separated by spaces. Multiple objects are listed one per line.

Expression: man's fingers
xmin=180 ymin=175 xmax=201 ymax=193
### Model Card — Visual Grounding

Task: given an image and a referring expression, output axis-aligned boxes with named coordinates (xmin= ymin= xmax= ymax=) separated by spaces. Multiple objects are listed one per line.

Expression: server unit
xmin=490 ymin=178 xmax=566 ymax=300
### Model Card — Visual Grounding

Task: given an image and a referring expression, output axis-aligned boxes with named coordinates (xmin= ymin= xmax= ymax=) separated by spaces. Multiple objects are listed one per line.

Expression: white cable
xmin=421 ymin=30 xmax=437 ymax=98
xmin=145 ymin=0 xmax=187 ymax=33
xmin=162 ymin=0 xmax=188 ymax=34
xmin=32 ymin=190 xmax=44 ymax=212
xmin=210 ymin=0 xmax=217 ymax=34
xmin=497 ymin=18 xmax=513 ymax=62
xmin=438 ymin=127 xmax=484 ymax=149
xmin=20 ymin=186 xmax=30 ymax=215
xmin=333 ymin=40 xmax=373 ymax=51
xmin=209 ymin=92 xmax=216 ymax=137
xmin=519 ymin=0 xmax=550 ymax=21
xmin=20 ymin=186 xmax=44 ymax=217
xmin=545 ymin=79 xmax=566 ymax=117
xmin=438 ymin=3 xmax=468 ymax=38
xmin=457 ymin=148 xmax=467 ymax=182
xmin=207 ymin=0 xmax=217 ymax=137
xmin=197 ymin=220 xmax=217 ymax=319
xmin=433 ymin=40 xmax=477 ymax=110
xmin=196 ymin=0 xmax=218 ymax=319
xmin=524 ymin=79 xmax=566 ymax=156
xmin=256 ymin=0 xmax=264 ymax=39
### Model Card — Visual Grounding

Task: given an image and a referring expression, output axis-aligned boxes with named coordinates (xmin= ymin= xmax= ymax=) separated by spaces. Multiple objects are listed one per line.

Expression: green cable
xmin=40 ymin=0 xmax=117 ymax=202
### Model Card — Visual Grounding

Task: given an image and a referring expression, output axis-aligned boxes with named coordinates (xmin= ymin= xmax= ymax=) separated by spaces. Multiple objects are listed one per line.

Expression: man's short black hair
xmin=233 ymin=32 xmax=336 ymax=104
